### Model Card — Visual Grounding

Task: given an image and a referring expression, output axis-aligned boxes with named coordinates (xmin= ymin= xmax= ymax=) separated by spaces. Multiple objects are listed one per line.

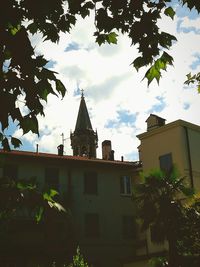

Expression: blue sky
xmin=10 ymin=3 xmax=200 ymax=161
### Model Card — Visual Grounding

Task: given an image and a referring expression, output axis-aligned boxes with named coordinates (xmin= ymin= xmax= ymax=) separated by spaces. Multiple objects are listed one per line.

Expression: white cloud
xmin=16 ymin=10 xmax=200 ymax=161
xmin=178 ymin=16 xmax=200 ymax=32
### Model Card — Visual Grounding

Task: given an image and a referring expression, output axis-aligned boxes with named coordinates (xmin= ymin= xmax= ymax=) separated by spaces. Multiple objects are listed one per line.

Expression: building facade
xmin=132 ymin=114 xmax=200 ymax=264
xmin=0 ymin=149 xmax=142 ymax=266
xmin=0 ymin=94 xmax=143 ymax=267
xmin=137 ymin=114 xmax=200 ymax=191
xmin=1 ymin=92 xmax=200 ymax=266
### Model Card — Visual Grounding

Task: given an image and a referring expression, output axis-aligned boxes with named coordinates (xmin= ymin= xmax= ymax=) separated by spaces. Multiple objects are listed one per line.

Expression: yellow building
xmin=137 ymin=114 xmax=200 ymax=191
xmin=124 ymin=114 xmax=200 ymax=267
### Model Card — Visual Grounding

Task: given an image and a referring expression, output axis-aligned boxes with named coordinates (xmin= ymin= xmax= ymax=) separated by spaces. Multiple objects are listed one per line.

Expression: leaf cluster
xmin=0 ymin=1 xmax=68 ymax=150
xmin=134 ymin=169 xmax=200 ymax=264
xmin=148 ymin=257 xmax=168 ymax=267
xmin=68 ymin=247 xmax=89 ymax=267
xmin=0 ymin=176 xmax=65 ymax=224
xmin=184 ymin=72 xmax=200 ymax=93
xmin=93 ymin=0 xmax=178 ymax=84
xmin=1 ymin=0 xmax=200 ymax=150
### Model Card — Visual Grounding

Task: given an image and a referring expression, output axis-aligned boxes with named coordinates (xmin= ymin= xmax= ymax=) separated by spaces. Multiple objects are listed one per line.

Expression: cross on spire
xmin=61 ymin=133 xmax=66 ymax=146
xmin=81 ymin=88 xmax=84 ymax=97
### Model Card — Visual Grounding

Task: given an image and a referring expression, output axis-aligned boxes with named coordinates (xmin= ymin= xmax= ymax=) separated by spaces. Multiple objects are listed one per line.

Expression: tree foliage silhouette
xmin=134 ymin=170 xmax=200 ymax=267
xmin=1 ymin=0 xmax=200 ymax=149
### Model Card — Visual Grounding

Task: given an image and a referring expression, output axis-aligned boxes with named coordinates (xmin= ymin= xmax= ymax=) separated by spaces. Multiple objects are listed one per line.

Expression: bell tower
xmin=70 ymin=91 xmax=98 ymax=158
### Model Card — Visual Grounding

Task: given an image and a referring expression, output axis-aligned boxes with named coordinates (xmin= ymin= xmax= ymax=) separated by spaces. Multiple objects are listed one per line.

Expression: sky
xmin=13 ymin=2 xmax=200 ymax=161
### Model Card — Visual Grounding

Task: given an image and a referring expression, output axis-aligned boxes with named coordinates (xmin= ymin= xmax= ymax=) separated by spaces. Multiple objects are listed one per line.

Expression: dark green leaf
xmin=161 ymin=51 xmax=174 ymax=66
xmin=132 ymin=57 xmax=146 ymax=71
xmin=41 ymin=68 xmax=57 ymax=81
xmin=37 ymin=79 xmax=57 ymax=101
xmin=0 ymin=133 xmax=3 ymax=142
xmin=10 ymin=108 xmax=23 ymax=123
xmin=180 ymin=186 xmax=194 ymax=197
xmin=43 ymin=189 xmax=58 ymax=201
xmin=17 ymin=181 xmax=36 ymax=190
xmin=184 ymin=71 xmax=200 ymax=93
xmin=2 ymin=138 xmax=11 ymax=151
xmin=182 ymin=0 xmax=200 ymax=12
xmin=164 ymin=7 xmax=175 ymax=19
xmin=56 ymin=79 xmax=66 ymax=99
xmin=35 ymin=206 xmax=44 ymax=223
xmin=145 ymin=65 xmax=161 ymax=85
xmin=186 ymin=72 xmax=192 ymax=80
xmin=20 ymin=115 xmax=39 ymax=135
xmin=159 ymin=32 xmax=177 ymax=49
xmin=106 ymin=32 xmax=118 ymax=44
xmin=27 ymin=22 xmax=38 ymax=34
xmin=66 ymin=14 xmax=76 ymax=26
xmin=38 ymin=86 xmax=49 ymax=102
xmin=11 ymin=137 xmax=22 ymax=148
xmin=58 ymin=15 xmax=72 ymax=32
xmin=8 ymin=23 xmax=21 ymax=36
xmin=83 ymin=1 xmax=95 ymax=10
xmin=49 ymin=189 xmax=58 ymax=198
xmin=35 ymin=56 xmax=48 ymax=67
xmin=0 ymin=109 xmax=9 ymax=130
xmin=155 ymin=58 xmax=166 ymax=71
xmin=4 ymin=49 xmax=12 ymax=60
xmin=94 ymin=32 xmax=106 ymax=46
xmin=43 ymin=23 xmax=60 ymax=43
xmin=80 ymin=7 xmax=90 ymax=18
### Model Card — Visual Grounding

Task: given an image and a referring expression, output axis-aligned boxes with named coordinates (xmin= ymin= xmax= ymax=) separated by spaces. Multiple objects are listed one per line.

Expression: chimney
xmin=57 ymin=144 xmax=64 ymax=156
xmin=102 ymin=140 xmax=115 ymax=160
xmin=146 ymin=114 xmax=166 ymax=131
xmin=36 ymin=144 xmax=39 ymax=153
xmin=110 ymin=150 xmax=115 ymax=161
xmin=102 ymin=140 xmax=112 ymax=160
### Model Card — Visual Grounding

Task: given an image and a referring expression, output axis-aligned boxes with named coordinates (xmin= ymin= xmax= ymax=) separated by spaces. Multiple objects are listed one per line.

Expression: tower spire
xmin=70 ymin=93 xmax=98 ymax=158
xmin=81 ymin=88 xmax=84 ymax=97
xmin=74 ymin=94 xmax=92 ymax=131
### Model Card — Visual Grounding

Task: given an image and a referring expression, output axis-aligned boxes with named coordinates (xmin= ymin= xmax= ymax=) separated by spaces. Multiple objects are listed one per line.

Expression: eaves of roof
xmin=137 ymin=119 xmax=200 ymax=140
xmin=0 ymin=149 xmax=142 ymax=169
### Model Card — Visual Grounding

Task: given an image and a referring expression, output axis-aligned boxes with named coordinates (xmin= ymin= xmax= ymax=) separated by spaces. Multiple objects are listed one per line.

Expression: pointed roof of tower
xmin=75 ymin=91 xmax=93 ymax=131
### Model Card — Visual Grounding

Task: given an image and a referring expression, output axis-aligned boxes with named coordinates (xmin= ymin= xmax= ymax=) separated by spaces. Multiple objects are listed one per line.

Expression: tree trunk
xmin=168 ymin=237 xmax=180 ymax=267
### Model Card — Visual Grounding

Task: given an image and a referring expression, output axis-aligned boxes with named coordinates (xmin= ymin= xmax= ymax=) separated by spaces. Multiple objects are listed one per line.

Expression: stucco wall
xmin=138 ymin=125 xmax=185 ymax=175
xmin=0 ymin=152 xmax=141 ymax=267
xmin=137 ymin=121 xmax=200 ymax=256
xmin=68 ymin=165 xmax=138 ymax=266
xmin=187 ymin=128 xmax=200 ymax=191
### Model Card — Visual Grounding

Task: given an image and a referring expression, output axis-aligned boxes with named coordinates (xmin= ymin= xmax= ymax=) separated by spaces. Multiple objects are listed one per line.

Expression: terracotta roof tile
xmin=0 ymin=149 xmax=141 ymax=168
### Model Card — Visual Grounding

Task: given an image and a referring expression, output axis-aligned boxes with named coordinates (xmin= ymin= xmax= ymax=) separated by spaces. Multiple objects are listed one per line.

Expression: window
xmin=84 ymin=172 xmax=98 ymax=194
xmin=159 ymin=153 xmax=173 ymax=175
xmin=120 ymin=176 xmax=131 ymax=195
xmin=45 ymin=168 xmax=59 ymax=191
xmin=3 ymin=164 xmax=18 ymax=180
xmin=122 ymin=216 xmax=137 ymax=239
xmin=85 ymin=213 xmax=100 ymax=238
